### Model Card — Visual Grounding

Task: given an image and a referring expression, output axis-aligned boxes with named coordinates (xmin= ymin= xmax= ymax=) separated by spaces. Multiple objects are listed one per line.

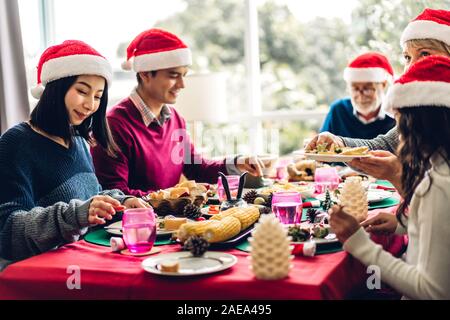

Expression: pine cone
xmin=243 ymin=190 xmax=258 ymax=204
xmin=182 ymin=203 xmax=202 ymax=219
xmin=306 ymin=208 xmax=319 ymax=224
xmin=183 ymin=235 xmax=209 ymax=257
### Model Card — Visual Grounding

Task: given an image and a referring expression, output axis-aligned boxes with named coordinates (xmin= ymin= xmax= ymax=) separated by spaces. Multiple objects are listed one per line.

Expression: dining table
xmin=0 ymin=183 xmax=406 ymax=300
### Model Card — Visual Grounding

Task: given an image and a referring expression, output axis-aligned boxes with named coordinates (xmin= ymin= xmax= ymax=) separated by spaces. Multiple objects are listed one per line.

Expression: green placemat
xmin=375 ymin=180 xmax=395 ymax=188
xmin=235 ymin=240 xmax=343 ymax=255
xmin=368 ymin=197 xmax=399 ymax=209
xmin=84 ymin=229 xmax=174 ymax=247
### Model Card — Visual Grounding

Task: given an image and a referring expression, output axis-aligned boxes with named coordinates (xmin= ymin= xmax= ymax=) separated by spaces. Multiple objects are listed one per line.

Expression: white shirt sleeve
xmin=343 ymin=180 xmax=450 ymax=299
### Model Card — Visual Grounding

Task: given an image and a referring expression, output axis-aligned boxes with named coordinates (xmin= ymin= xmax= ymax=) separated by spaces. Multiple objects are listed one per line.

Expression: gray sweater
xmin=341 ymin=127 xmax=399 ymax=152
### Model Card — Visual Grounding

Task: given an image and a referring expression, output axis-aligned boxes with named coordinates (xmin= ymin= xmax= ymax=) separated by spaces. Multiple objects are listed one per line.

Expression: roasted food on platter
xmin=287 ymin=160 xmax=316 ymax=182
xmin=144 ymin=180 xmax=210 ymax=216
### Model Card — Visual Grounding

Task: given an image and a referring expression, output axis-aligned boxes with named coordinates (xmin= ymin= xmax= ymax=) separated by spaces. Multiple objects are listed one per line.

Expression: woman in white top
xmin=329 ymin=55 xmax=450 ymax=299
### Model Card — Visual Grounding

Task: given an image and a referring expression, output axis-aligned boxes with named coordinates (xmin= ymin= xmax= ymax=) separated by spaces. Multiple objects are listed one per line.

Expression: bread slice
xmin=340 ymin=146 xmax=369 ymax=155
xmin=169 ymin=187 xmax=190 ymax=199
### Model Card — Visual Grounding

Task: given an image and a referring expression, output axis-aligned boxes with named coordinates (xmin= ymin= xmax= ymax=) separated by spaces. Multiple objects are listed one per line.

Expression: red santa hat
xmin=31 ymin=40 xmax=112 ymax=99
xmin=121 ymin=28 xmax=192 ymax=72
xmin=343 ymin=52 xmax=394 ymax=83
xmin=401 ymin=9 xmax=450 ymax=46
xmin=382 ymin=55 xmax=450 ymax=114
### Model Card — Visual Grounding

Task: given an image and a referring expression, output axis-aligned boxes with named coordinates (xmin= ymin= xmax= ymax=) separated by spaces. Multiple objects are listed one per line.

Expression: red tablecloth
xmin=0 ymin=208 xmax=406 ymax=300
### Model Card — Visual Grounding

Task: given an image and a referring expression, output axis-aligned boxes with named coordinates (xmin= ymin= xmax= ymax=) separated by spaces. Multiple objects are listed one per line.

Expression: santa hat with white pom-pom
xmin=400 ymin=8 xmax=450 ymax=46
xmin=343 ymin=52 xmax=394 ymax=84
xmin=121 ymin=28 xmax=192 ymax=72
xmin=382 ymin=55 xmax=450 ymax=115
xmin=31 ymin=40 xmax=112 ymax=99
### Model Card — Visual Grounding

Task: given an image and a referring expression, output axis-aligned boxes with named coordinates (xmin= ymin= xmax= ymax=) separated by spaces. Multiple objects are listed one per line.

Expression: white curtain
xmin=0 ymin=0 xmax=29 ymax=134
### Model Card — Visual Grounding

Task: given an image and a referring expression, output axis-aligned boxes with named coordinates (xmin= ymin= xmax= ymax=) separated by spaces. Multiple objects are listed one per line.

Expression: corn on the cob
xmin=209 ymin=207 xmax=242 ymax=221
xmin=232 ymin=207 xmax=260 ymax=230
xmin=210 ymin=207 xmax=260 ymax=230
xmin=177 ymin=220 xmax=220 ymax=242
xmin=203 ymin=216 xmax=241 ymax=243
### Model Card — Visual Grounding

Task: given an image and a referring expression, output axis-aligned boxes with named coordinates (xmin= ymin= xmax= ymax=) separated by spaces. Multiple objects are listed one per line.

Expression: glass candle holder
xmin=314 ymin=167 xmax=340 ymax=194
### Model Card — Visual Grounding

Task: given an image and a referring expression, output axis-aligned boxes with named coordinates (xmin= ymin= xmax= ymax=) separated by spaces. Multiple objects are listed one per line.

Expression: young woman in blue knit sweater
xmin=0 ymin=40 xmax=148 ymax=264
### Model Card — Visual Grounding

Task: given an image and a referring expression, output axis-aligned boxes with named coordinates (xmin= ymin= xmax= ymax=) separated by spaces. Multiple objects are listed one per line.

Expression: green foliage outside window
xmin=119 ymin=0 xmax=449 ymax=155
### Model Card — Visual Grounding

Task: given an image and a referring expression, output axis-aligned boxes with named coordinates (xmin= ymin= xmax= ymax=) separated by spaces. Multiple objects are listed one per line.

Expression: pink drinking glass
xmin=314 ymin=167 xmax=340 ymax=194
xmin=122 ymin=208 xmax=156 ymax=253
xmin=271 ymin=191 xmax=303 ymax=224
xmin=217 ymin=175 xmax=239 ymax=201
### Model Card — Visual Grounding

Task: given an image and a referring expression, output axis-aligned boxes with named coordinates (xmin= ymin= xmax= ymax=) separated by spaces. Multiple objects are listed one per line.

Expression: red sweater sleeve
xmin=91 ymin=118 xmax=151 ymax=198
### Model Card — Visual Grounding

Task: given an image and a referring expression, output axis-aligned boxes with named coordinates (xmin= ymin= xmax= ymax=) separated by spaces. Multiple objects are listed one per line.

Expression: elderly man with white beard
xmin=319 ymin=52 xmax=395 ymax=139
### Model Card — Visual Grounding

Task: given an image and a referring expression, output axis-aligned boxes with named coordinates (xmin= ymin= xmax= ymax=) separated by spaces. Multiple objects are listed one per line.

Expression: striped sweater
xmin=341 ymin=127 xmax=399 ymax=152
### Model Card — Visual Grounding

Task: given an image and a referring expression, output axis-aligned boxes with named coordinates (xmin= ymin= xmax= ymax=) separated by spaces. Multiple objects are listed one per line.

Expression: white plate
xmin=141 ymin=251 xmax=237 ymax=276
xmin=104 ymin=220 xmax=175 ymax=237
xmin=303 ymin=153 xmax=370 ymax=163
xmin=315 ymin=190 xmax=392 ymax=204
xmin=200 ymin=206 xmax=220 ymax=218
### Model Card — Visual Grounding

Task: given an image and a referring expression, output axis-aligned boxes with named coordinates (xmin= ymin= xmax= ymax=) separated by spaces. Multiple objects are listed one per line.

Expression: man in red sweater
xmin=91 ymin=28 xmax=262 ymax=198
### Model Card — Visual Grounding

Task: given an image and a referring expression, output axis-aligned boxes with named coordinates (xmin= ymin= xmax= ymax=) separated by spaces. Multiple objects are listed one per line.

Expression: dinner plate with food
xmin=304 ymin=145 xmax=371 ymax=162
xmin=259 ymin=181 xmax=316 ymax=199
xmin=287 ymin=223 xmax=339 ymax=246
xmin=315 ymin=189 xmax=392 ymax=204
xmin=104 ymin=216 xmax=190 ymax=237
xmin=141 ymin=251 xmax=238 ymax=276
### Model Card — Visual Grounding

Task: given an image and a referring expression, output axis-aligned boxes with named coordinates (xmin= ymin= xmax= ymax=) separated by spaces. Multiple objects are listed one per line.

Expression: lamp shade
xmin=175 ymin=72 xmax=228 ymax=122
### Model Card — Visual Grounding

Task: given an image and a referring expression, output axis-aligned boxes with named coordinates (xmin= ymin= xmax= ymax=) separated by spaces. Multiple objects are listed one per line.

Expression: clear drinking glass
xmin=122 ymin=208 xmax=156 ymax=253
xmin=271 ymin=191 xmax=303 ymax=224
xmin=314 ymin=167 xmax=340 ymax=194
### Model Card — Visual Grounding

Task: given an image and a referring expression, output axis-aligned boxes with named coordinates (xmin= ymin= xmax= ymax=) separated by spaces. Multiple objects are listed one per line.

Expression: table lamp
xmin=175 ymin=72 xmax=228 ymax=145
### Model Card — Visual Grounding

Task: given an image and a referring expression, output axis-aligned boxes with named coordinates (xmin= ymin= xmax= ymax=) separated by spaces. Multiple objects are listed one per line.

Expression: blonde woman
xmin=307 ymin=9 xmax=450 ymax=193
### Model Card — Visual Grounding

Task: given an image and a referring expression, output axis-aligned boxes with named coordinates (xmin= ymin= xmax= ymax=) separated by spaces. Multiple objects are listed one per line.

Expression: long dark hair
xmin=396 ymin=107 xmax=450 ymax=225
xmin=30 ymin=75 xmax=118 ymax=156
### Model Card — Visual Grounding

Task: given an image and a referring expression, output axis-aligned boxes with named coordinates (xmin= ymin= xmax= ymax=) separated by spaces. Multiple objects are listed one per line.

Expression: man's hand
xmin=305 ymin=132 xmax=345 ymax=152
xmin=236 ymin=156 xmax=264 ymax=177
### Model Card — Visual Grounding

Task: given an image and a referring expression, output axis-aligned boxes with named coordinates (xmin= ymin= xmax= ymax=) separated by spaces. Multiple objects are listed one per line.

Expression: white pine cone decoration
xmin=338 ymin=176 xmax=368 ymax=222
xmin=248 ymin=214 xmax=293 ymax=280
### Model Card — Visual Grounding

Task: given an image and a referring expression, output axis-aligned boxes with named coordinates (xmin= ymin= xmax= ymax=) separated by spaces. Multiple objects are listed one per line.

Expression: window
xmin=18 ymin=0 xmax=42 ymax=107
xmin=18 ymin=0 xmax=445 ymax=156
